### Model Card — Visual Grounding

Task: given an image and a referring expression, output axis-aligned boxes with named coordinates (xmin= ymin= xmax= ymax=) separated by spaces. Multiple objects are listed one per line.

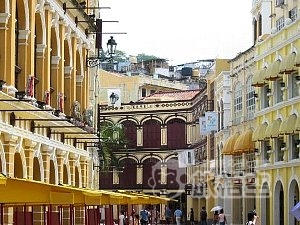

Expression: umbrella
xmin=210 ymin=206 xmax=223 ymax=212
xmin=290 ymin=201 xmax=300 ymax=221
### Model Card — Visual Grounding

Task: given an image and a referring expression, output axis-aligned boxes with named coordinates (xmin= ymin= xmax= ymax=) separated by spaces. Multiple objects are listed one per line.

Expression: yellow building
xmin=0 ymin=0 xmax=104 ymax=224
xmin=185 ymin=59 xmax=232 ymax=223
xmin=252 ymin=0 xmax=300 ymax=224
xmin=98 ymin=69 xmax=189 ymax=104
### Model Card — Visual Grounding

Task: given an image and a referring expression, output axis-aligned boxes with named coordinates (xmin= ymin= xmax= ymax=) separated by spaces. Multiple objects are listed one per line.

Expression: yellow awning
xmin=252 ymin=123 xmax=268 ymax=141
xmin=279 ymin=114 xmax=297 ymax=134
xmin=265 ymin=60 xmax=281 ymax=80
xmin=279 ymin=52 xmax=296 ymax=74
xmin=265 ymin=118 xmax=282 ymax=138
xmin=0 ymin=176 xmax=176 ymax=206
xmin=252 ymin=69 xmax=267 ymax=87
xmin=233 ymin=130 xmax=255 ymax=154
xmin=222 ymin=133 xmax=239 ymax=155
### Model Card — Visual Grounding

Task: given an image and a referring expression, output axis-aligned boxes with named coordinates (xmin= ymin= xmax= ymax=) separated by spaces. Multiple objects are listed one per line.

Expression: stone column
xmin=69 ymin=152 xmax=78 ymax=187
xmin=80 ymin=156 xmax=88 ymax=188
xmin=0 ymin=11 xmax=15 ymax=85
xmin=56 ymin=149 xmax=66 ymax=184
xmin=41 ymin=145 xmax=54 ymax=183
xmin=137 ymin=126 xmax=143 ymax=146
xmin=23 ymin=139 xmax=37 ymax=180
xmin=161 ymin=125 xmax=167 ymax=146
xmin=3 ymin=133 xmax=18 ymax=177
xmin=17 ymin=30 xmax=31 ymax=90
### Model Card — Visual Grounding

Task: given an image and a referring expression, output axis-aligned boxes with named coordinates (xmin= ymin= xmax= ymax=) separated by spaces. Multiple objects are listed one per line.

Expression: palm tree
xmin=97 ymin=121 xmax=127 ymax=172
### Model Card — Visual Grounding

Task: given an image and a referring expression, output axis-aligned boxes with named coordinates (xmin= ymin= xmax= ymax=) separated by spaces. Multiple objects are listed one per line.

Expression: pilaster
xmin=41 ymin=145 xmax=54 ymax=183
xmin=24 ymin=139 xmax=37 ymax=180
xmin=80 ymin=156 xmax=88 ymax=188
xmin=56 ymin=149 xmax=66 ymax=184
xmin=69 ymin=152 xmax=78 ymax=187
xmin=17 ymin=29 xmax=31 ymax=91
xmin=3 ymin=134 xmax=18 ymax=177
xmin=0 ymin=12 xmax=13 ymax=85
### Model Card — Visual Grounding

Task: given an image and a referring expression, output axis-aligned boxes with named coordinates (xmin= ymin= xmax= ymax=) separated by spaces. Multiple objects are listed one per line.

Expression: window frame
xmin=276 ymin=17 xmax=285 ymax=32
xmin=233 ymin=82 xmax=243 ymax=124
xmin=246 ymin=76 xmax=255 ymax=120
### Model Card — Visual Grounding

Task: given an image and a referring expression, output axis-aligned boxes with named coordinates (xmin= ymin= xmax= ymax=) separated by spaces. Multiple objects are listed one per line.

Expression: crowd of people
xmin=118 ymin=205 xmax=258 ymax=225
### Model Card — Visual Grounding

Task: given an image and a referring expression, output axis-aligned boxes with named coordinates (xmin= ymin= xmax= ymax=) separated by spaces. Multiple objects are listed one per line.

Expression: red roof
xmin=140 ymin=90 xmax=200 ymax=102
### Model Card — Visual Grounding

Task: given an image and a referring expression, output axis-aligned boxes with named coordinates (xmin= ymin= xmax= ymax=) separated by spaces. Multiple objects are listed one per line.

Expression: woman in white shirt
xmin=218 ymin=209 xmax=227 ymax=225
xmin=119 ymin=211 xmax=126 ymax=225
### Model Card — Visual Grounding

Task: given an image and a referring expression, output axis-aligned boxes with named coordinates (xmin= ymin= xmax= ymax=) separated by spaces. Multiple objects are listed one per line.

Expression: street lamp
xmin=86 ymin=36 xmax=118 ymax=68
xmin=107 ymin=36 xmax=117 ymax=60
xmin=109 ymin=92 xmax=119 ymax=105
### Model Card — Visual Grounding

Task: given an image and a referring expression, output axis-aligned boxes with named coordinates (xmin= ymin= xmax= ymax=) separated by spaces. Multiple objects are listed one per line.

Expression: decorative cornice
xmin=0 ymin=122 xmax=89 ymax=158
xmin=51 ymin=55 xmax=61 ymax=65
xmin=0 ymin=13 xmax=10 ymax=27
xmin=36 ymin=44 xmax=47 ymax=55
xmin=64 ymin=66 xmax=73 ymax=77
xmin=18 ymin=30 xmax=31 ymax=42
xmin=76 ymin=74 xmax=84 ymax=83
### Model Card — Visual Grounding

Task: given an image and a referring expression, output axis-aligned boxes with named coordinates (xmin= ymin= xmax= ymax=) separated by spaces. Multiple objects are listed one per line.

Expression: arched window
xmin=166 ymin=158 xmax=186 ymax=190
xmin=167 ymin=118 xmax=186 ymax=149
xmin=122 ymin=120 xmax=137 ymax=148
xmin=119 ymin=158 xmax=137 ymax=188
xmin=143 ymin=119 xmax=161 ymax=148
xmin=234 ymin=82 xmax=243 ymax=124
xmin=99 ymin=171 xmax=113 ymax=189
xmin=142 ymin=158 xmax=162 ymax=189
xmin=246 ymin=76 xmax=255 ymax=119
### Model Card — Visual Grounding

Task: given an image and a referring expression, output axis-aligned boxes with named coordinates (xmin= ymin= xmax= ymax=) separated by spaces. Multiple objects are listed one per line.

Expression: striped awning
xmin=233 ymin=130 xmax=255 ymax=154
xmin=265 ymin=60 xmax=281 ymax=80
xmin=252 ymin=123 xmax=268 ymax=141
xmin=222 ymin=133 xmax=239 ymax=155
xmin=279 ymin=52 xmax=297 ymax=74
xmin=252 ymin=69 xmax=267 ymax=87
xmin=265 ymin=118 xmax=282 ymax=138
xmin=279 ymin=114 xmax=297 ymax=134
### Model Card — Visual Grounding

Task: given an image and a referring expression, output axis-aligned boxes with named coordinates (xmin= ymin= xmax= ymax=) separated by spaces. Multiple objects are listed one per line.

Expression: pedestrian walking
xmin=140 ymin=208 xmax=149 ymax=225
xmin=188 ymin=208 xmax=194 ymax=225
xmin=119 ymin=211 xmax=126 ymax=225
xmin=165 ymin=206 xmax=172 ymax=225
xmin=218 ymin=209 xmax=227 ymax=225
xmin=174 ymin=207 xmax=182 ymax=225
xmin=199 ymin=207 xmax=207 ymax=225
xmin=247 ymin=211 xmax=259 ymax=225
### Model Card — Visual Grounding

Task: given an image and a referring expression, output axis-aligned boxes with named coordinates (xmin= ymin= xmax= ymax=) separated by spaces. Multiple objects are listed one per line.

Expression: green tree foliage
xmin=136 ymin=53 xmax=159 ymax=63
xmin=97 ymin=122 xmax=128 ymax=171
xmin=113 ymin=50 xmax=128 ymax=62
xmin=113 ymin=50 xmax=160 ymax=63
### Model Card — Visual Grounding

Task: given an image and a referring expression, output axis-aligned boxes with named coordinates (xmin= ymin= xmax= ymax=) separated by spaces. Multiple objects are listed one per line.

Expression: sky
xmin=99 ymin=1 xmax=253 ymax=66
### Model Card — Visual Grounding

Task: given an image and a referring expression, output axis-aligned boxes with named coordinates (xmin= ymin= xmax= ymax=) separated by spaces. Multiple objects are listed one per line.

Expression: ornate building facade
xmin=98 ymin=89 xmax=211 ymax=218
xmin=252 ymin=0 xmax=300 ymax=224
xmin=0 ymin=0 xmax=105 ymax=224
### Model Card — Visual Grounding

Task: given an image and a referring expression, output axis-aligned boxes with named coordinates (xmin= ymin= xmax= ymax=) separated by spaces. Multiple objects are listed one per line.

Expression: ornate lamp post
xmin=109 ymin=92 xmax=118 ymax=106
xmin=107 ymin=36 xmax=117 ymax=61
xmin=86 ymin=36 xmax=117 ymax=68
